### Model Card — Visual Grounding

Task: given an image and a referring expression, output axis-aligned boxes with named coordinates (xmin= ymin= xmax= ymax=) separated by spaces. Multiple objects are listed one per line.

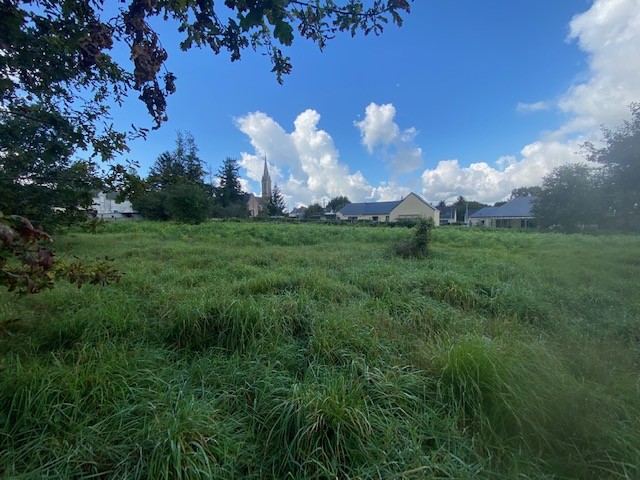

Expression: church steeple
xmin=261 ymin=157 xmax=272 ymax=200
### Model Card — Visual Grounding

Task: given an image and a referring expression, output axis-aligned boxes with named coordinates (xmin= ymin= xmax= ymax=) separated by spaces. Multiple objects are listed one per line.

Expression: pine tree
xmin=266 ymin=184 xmax=287 ymax=216
xmin=215 ymin=157 xmax=244 ymax=207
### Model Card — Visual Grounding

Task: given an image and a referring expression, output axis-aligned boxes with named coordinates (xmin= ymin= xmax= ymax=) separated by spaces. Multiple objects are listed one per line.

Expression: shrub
xmin=394 ymin=218 xmax=434 ymax=258
xmin=165 ymin=184 xmax=213 ymax=224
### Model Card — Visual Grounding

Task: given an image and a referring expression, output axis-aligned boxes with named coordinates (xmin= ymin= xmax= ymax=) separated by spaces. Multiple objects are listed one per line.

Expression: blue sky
xmin=111 ymin=0 xmax=640 ymax=207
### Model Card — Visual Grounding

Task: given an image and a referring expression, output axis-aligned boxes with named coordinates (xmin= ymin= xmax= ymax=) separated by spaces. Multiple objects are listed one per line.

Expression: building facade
xmin=337 ymin=192 xmax=439 ymax=224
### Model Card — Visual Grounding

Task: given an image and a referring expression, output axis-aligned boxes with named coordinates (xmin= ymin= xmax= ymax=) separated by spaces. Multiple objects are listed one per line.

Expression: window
xmin=372 ymin=216 xmax=379 ymax=222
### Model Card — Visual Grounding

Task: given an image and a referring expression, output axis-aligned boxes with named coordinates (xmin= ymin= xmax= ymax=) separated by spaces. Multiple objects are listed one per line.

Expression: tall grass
xmin=1 ymin=221 xmax=639 ymax=478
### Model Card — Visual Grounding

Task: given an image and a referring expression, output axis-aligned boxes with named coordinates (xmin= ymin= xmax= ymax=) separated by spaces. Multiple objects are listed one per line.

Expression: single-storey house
xmin=469 ymin=196 xmax=536 ymax=228
xmin=91 ymin=191 xmax=141 ymax=221
xmin=337 ymin=192 xmax=439 ymax=224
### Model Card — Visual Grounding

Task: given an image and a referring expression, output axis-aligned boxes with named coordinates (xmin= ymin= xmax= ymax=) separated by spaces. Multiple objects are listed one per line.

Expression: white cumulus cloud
xmin=355 ymin=102 xmax=424 ymax=174
xmin=420 ymin=0 xmax=640 ymax=203
xmin=235 ymin=109 xmax=377 ymax=207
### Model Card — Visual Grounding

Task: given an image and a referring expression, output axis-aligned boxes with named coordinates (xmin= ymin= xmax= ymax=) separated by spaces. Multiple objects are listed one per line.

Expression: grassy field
xmin=1 ymin=221 xmax=639 ymax=479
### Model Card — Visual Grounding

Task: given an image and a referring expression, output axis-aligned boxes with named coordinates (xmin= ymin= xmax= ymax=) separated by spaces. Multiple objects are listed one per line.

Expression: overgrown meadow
xmin=1 ymin=222 xmax=639 ymax=479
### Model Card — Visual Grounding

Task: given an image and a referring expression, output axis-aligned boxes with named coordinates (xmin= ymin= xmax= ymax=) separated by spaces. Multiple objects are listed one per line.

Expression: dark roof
xmin=243 ymin=193 xmax=268 ymax=206
xmin=339 ymin=200 xmax=402 ymax=216
xmin=470 ymin=206 xmax=502 ymax=218
xmin=440 ymin=206 xmax=456 ymax=219
xmin=470 ymin=196 xmax=536 ymax=219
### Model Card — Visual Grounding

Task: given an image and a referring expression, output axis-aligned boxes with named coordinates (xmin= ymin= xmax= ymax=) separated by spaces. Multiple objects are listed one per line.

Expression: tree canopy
xmin=1 ymin=0 xmax=411 ymax=165
xmin=147 ymin=131 xmax=206 ymax=189
xmin=327 ymin=196 xmax=351 ymax=213
xmin=532 ymin=163 xmax=603 ymax=232
xmin=584 ymin=102 xmax=640 ymax=229
xmin=304 ymin=203 xmax=326 ymax=219
xmin=509 ymin=186 xmax=543 ymax=200
xmin=265 ymin=184 xmax=287 ymax=216
xmin=132 ymin=131 xmax=212 ymax=222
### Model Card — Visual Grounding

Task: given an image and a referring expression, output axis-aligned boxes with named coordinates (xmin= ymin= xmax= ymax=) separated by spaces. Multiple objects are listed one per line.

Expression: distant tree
xmin=583 ymin=103 xmax=640 ymax=230
xmin=509 ymin=186 xmax=543 ymax=200
xmin=133 ymin=132 xmax=212 ymax=222
xmin=134 ymin=190 xmax=170 ymax=221
xmin=532 ymin=163 xmax=603 ymax=232
xmin=215 ymin=157 xmax=244 ymax=207
xmin=265 ymin=184 xmax=287 ymax=216
xmin=493 ymin=201 xmax=507 ymax=207
xmin=148 ymin=131 xmax=206 ymax=190
xmin=165 ymin=184 xmax=212 ymax=224
xmin=327 ymin=196 xmax=351 ymax=213
xmin=304 ymin=203 xmax=326 ymax=219
xmin=436 ymin=200 xmax=447 ymax=210
xmin=452 ymin=196 xmax=487 ymax=222
xmin=212 ymin=202 xmax=249 ymax=219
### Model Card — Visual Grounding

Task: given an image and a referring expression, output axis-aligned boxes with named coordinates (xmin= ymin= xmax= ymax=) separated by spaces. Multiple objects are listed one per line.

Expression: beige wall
xmin=246 ymin=195 xmax=260 ymax=217
xmin=339 ymin=213 xmax=393 ymax=222
xmin=390 ymin=193 xmax=439 ymax=224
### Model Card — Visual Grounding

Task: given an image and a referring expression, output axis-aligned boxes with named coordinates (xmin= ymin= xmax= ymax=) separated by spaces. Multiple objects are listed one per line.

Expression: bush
xmin=394 ymin=218 xmax=434 ymax=258
xmin=165 ymin=184 xmax=212 ymax=224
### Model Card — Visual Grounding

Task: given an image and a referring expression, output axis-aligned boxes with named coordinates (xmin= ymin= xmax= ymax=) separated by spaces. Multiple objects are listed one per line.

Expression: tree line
xmin=120 ymin=131 xmax=288 ymax=224
xmin=530 ymin=103 xmax=639 ymax=232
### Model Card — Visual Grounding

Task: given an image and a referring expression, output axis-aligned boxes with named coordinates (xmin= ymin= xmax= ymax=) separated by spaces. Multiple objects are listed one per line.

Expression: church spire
xmin=261 ymin=156 xmax=272 ymax=200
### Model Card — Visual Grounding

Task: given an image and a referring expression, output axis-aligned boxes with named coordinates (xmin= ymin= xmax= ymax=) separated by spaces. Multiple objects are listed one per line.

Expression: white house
xmin=91 ymin=191 xmax=141 ymax=221
xmin=337 ymin=192 xmax=439 ymax=224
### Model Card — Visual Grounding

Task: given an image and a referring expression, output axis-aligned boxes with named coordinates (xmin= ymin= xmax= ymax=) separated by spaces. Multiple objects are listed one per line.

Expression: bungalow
xmin=337 ymin=192 xmax=439 ymax=224
xmin=470 ymin=196 xmax=536 ymax=228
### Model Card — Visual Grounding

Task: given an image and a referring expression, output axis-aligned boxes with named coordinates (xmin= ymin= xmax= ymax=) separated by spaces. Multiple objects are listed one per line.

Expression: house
xmin=243 ymin=193 xmax=266 ymax=217
xmin=337 ymin=192 xmax=440 ymax=224
xmin=288 ymin=206 xmax=307 ymax=219
xmin=469 ymin=196 xmax=536 ymax=228
xmin=439 ymin=206 xmax=457 ymax=225
xmin=91 ymin=191 xmax=141 ymax=221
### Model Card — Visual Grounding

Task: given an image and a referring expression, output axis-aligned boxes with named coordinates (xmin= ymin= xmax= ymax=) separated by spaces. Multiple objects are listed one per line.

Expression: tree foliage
xmin=211 ymin=157 xmax=248 ymax=218
xmin=165 ymin=184 xmax=212 ymax=224
xmin=509 ymin=186 xmax=543 ymax=200
xmin=304 ymin=203 xmax=326 ymax=219
xmin=2 ymin=0 xmax=411 ymax=167
xmin=394 ymin=217 xmax=434 ymax=258
xmin=133 ymin=131 xmax=212 ymax=222
xmin=453 ymin=196 xmax=487 ymax=222
xmin=0 ymin=213 xmax=120 ymax=295
xmin=327 ymin=195 xmax=351 ymax=212
xmin=215 ymin=157 xmax=244 ymax=207
xmin=532 ymin=163 xmax=603 ymax=232
xmin=265 ymin=184 xmax=287 ymax=216
xmin=0 ymin=109 xmax=103 ymax=228
xmin=147 ymin=131 xmax=206 ymax=190
xmin=583 ymin=103 xmax=640 ymax=229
